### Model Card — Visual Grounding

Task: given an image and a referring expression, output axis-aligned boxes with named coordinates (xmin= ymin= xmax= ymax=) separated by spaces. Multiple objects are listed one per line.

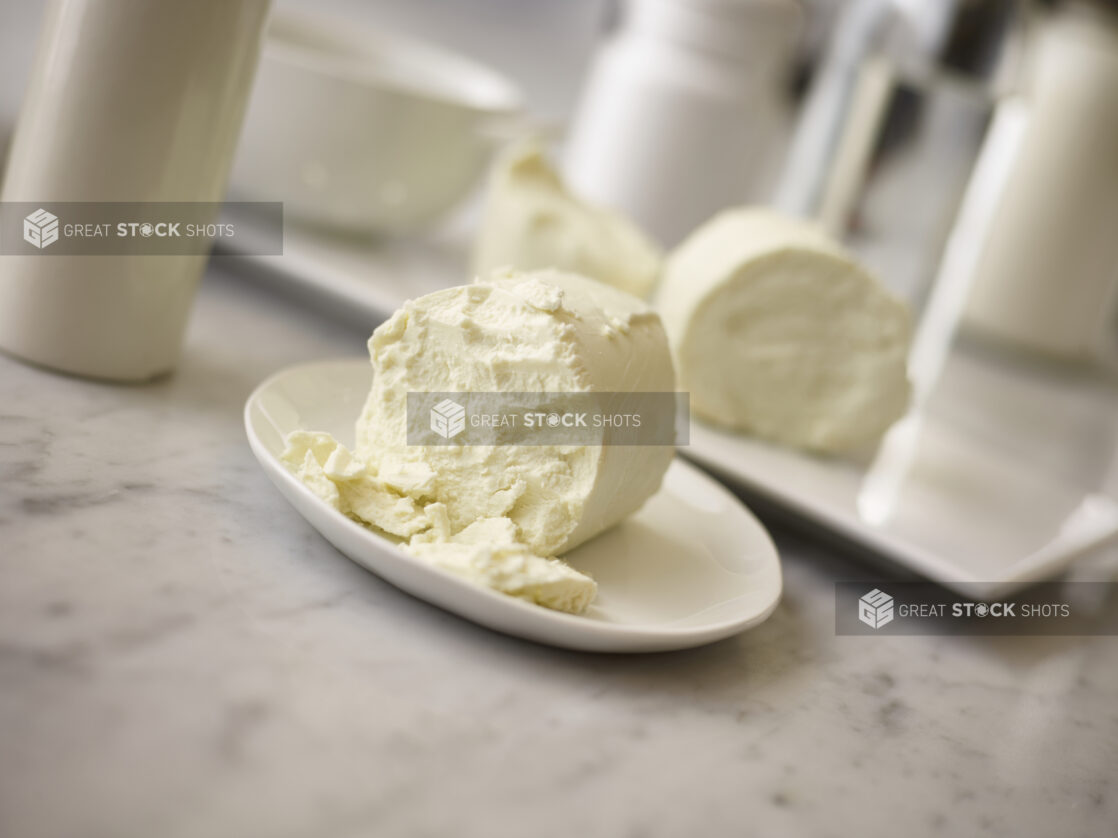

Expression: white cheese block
xmin=283 ymin=269 xmax=676 ymax=613
xmin=658 ymin=208 xmax=911 ymax=453
xmin=357 ymin=268 xmax=676 ymax=553
xmin=473 ymin=144 xmax=662 ymax=299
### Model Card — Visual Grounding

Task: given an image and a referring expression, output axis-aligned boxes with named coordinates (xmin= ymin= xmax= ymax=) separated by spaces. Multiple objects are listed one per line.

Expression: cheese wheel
xmin=658 ymin=208 xmax=911 ymax=453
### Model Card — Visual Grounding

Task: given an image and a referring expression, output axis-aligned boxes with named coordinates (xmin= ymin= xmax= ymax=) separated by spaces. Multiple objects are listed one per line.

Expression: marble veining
xmin=1 ymin=265 xmax=1116 ymax=838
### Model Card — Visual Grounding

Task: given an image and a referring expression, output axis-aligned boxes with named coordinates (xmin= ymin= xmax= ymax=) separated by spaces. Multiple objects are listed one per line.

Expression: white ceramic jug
xmin=563 ymin=0 xmax=801 ymax=246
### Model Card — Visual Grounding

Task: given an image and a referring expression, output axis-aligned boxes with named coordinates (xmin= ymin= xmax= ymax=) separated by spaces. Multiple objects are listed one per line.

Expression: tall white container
xmin=963 ymin=4 xmax=1118 ymax=363
xmin=563 ymin=0 xmax=801 ymax=246
xmin=0 ymin=0 xmax=270 ymax=381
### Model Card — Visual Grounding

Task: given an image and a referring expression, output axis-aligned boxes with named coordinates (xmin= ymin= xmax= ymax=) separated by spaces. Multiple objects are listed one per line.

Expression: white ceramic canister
xmin=563 ymin=0 xmax=801 ymax=246
xmin=962 ymin=2 xmax=1118 ymax=364
xmin=0 ymin=0 xmax=270 ymax=381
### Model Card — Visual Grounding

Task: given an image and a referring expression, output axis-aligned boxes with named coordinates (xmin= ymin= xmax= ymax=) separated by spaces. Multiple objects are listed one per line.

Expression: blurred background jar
xmin=563 ymin=0 xmax=803 ymax=246
xmin=962 ymin=0 xmax=1118 ymax=365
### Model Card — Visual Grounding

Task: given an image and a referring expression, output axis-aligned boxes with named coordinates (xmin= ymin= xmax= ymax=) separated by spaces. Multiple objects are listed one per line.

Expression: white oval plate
xmin=244 ymin=360 xmax=782 ymax=652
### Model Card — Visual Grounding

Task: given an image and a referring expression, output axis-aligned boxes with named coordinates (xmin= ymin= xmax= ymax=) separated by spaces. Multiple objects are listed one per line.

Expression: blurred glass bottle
xmin=563 ymin=0 xmax=802 ymax=246
xmin=776 ymin=0 xmax=1024 ymax=310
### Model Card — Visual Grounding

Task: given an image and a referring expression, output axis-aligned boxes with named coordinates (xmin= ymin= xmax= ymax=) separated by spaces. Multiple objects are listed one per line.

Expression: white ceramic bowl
xmin=230 ymin=13 xmax=524 ymax=234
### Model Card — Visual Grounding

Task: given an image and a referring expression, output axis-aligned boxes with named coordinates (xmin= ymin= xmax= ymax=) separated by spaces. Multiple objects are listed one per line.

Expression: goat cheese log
xmin=658 ymin=208 xmax=911 ymax=453
xmin=284 ymin=269 xmax=675 ymax=613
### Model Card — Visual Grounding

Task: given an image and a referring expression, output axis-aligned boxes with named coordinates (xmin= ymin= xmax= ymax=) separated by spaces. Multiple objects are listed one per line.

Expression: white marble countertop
xmin=2 ymin=264 xmax=1116 ymax=838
